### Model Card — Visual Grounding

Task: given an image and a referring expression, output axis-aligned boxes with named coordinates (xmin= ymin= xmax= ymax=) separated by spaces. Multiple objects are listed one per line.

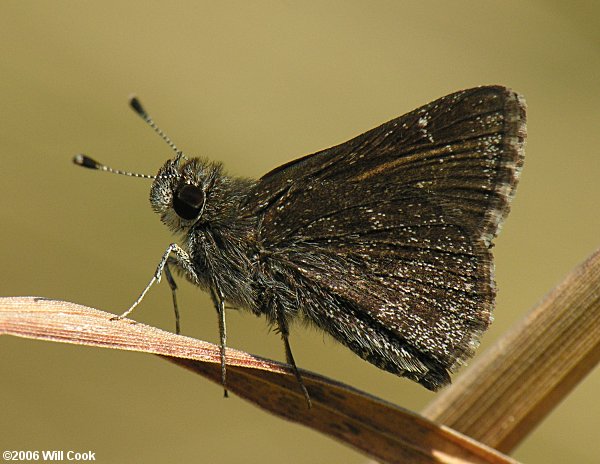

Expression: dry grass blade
xmin=423 ymin=248 xmax=600 ymax=453
xmin=0 ymin=296 xmax=516 ymax=464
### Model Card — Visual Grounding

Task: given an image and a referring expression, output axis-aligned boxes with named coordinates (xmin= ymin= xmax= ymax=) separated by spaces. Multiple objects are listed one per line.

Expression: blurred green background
xmin=1 ymin=1 xmax=599 ymax=463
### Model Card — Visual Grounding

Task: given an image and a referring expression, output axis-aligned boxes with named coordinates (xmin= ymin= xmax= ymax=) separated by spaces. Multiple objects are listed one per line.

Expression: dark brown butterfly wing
xmin=244 ymin=86 xmax=526 ymax=389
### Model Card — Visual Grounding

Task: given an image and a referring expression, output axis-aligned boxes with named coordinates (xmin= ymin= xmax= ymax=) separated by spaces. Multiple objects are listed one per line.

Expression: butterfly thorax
xmin=150 ymin=156 xmax=259 ymax=309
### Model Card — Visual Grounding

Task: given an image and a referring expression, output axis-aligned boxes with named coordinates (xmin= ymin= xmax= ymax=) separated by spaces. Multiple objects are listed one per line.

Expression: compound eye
xmin=173 ymin=184 xmax=205 ymax=220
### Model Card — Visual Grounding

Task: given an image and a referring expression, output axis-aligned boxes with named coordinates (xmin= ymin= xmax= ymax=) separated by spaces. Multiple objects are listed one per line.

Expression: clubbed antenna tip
xmin=129 ymin=96 xmax=147 ymax=118
xmin=73 ymin=154 xmax=101 ymax=170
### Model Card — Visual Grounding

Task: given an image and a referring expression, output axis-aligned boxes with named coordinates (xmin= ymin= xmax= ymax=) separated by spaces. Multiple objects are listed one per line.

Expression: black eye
xmin=173 ymin=184 xmax=205 ymax=220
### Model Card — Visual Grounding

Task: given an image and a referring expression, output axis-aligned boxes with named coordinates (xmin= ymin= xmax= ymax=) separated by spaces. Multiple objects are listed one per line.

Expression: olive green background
xmin=1 ymin=2 xmax=599 ymax=463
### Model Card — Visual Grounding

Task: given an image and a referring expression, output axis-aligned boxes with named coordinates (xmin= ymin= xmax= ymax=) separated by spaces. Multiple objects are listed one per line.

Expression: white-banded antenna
xmin=73 ymin=154 xmax=156 ymax=179
xmin=129 ymin=96 xmax=184 ymax=158
xmin=73 ymin=96 xmax=186 ymax=179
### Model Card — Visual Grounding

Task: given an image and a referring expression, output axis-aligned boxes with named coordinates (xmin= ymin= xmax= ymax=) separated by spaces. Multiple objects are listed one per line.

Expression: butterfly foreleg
xmin=113 ymin=243 xmax=197 ymax=326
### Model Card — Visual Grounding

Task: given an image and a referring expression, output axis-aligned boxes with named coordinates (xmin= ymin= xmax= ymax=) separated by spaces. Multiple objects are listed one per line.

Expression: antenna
xmin=129 ymin=96 xmax=184 ymax=158
xmin=73 ymin=96 xmax=188 ymax=179
xmin=72 ymin=154 xmax=156 ymax=179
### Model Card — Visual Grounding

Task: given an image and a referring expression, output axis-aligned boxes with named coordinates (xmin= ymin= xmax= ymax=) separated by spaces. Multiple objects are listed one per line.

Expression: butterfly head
xmin=150 ymin=155 xmax=222 ymax=234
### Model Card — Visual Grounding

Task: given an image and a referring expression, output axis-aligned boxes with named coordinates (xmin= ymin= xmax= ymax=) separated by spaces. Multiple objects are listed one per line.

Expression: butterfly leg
xmin=113 ymin=243 xmax=197 ymax=324
xmin=276 ymin=313 xmax=312 ymax=408
xmin=163 ymin=260 xmax=181 ymax=335
xmin=209 ymin=284 xmax=229 ymax=398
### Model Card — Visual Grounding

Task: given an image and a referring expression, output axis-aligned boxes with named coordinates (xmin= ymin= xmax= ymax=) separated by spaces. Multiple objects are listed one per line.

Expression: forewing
xmin=245 ymin=86 xmax=526 ymax=383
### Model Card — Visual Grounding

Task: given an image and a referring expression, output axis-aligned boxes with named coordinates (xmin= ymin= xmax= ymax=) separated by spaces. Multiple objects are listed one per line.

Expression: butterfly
xmin=75 ymin=85 xmax=526 ymax=404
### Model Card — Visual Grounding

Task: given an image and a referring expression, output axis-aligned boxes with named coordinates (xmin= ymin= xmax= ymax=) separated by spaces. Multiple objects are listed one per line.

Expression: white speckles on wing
xmin=417 ymin=114 xmax=435 ymax=143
